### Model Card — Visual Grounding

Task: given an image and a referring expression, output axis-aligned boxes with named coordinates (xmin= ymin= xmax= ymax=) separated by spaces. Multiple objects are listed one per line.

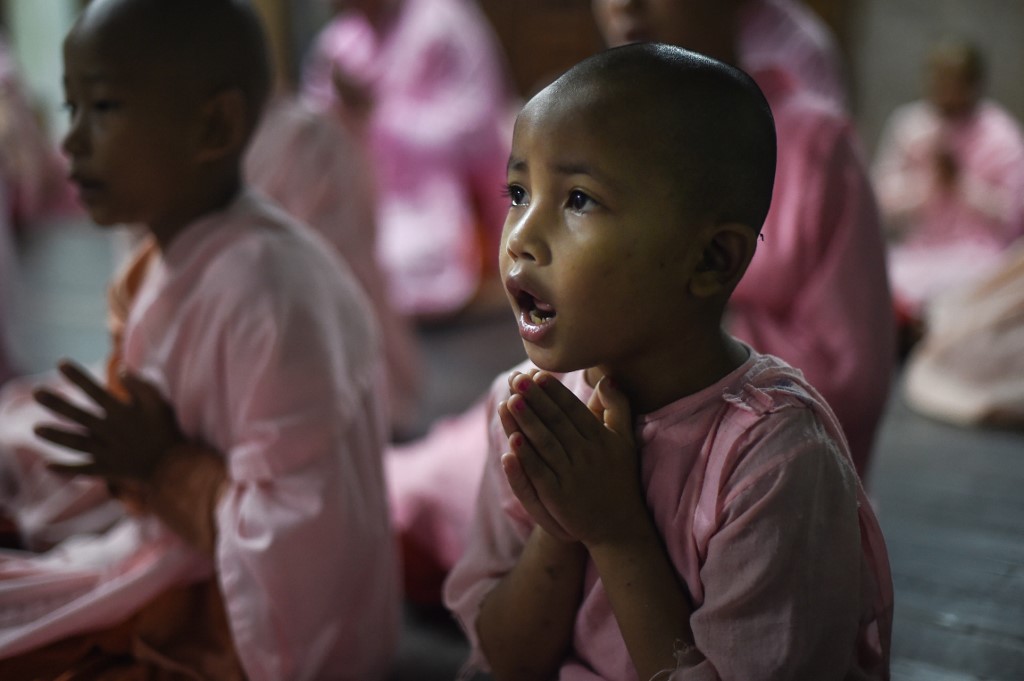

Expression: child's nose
xmin=61 ymin=117 xmax=87 ymax=158
xmin=504 ymin=210 xmax=549 ymax=264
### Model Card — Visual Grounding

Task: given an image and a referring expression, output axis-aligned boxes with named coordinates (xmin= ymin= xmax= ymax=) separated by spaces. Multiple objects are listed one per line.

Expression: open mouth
xmin=516 ymin=289 xmax=556 ymax=326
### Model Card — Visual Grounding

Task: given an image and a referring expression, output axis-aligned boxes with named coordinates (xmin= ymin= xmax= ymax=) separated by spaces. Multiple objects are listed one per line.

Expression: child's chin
xmin=523 ymin=348 xmax=581 ymax=375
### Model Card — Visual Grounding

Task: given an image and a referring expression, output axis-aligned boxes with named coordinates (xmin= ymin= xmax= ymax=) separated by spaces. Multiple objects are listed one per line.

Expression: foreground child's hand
xmin=498 ymin=370 xmax=648 ymax=548
xmin=32 ymin=360 xmax=184 ymax=482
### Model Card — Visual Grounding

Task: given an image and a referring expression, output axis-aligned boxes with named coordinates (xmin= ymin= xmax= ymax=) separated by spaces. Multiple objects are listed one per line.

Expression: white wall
xmin=5 ymin=0 xmax=79 ymax=142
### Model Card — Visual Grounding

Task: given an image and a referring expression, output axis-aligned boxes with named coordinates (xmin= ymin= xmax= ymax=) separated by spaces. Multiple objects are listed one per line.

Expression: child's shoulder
xmin=706 ymin=353 xmax=856 ymax=494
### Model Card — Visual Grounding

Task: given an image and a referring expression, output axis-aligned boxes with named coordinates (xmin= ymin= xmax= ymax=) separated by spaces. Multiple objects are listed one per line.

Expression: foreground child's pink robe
xmin=730 ymin=68 xmax=895 ymax=477
xmin=302 ymin=0 xmax=513 ymax=317
xmin=872 ymin=100 xmax=1024 ymax=317
xmin=445 ymin=351 xmax=893 ymax=681
xmin=0 ymin=192 xmax=400 ymax=680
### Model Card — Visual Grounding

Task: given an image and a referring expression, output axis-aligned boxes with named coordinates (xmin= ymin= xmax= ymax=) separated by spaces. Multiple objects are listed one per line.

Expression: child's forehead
xmin=515 ymin=79 xmax=670 ymax=158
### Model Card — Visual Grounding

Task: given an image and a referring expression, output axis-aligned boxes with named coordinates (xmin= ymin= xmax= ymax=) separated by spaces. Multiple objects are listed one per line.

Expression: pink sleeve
xmin=442 ymin=377 xmax=535 ymax=672
xmin=211 ymin=280 xmax=399 ymax=681
xmin=959 ymin=106 xmax=1024 ymax=239
xmin=678 ymin=409 xmax=865 ymax=680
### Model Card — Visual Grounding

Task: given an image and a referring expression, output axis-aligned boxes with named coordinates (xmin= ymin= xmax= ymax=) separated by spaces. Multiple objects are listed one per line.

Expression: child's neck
xmin=148 ymin=172 xmax=242 ymax=252
xmin=586 ymin=330 xmax=750 ymax=415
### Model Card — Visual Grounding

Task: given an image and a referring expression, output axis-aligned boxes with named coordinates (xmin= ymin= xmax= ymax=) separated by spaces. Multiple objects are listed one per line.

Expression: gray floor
xmin=7 ymin=220 xmax=1024 ymax=680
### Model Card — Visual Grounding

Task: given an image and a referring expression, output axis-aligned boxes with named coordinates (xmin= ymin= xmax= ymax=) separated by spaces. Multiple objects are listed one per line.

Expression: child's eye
xmin=567 ymin=190 xmax=596 ymax=213
xmin=502 ymin=183 xmax=528 ymax=207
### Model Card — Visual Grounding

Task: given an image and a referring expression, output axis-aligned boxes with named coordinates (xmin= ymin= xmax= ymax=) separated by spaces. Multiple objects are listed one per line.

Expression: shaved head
xmin=70 ymin=0 xmax=271 ymax=133
xmin=536 ymin=43 xmax=776 ymax=231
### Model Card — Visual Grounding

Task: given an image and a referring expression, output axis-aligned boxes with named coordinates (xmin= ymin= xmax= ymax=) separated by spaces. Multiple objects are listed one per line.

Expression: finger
xmin=46 ymin=461 xmax=105 ymax=478
xmin=33 ymin=388 xmax=104 ymax=431
xmin=594 ymin=377 xmax=635 ymax=445
xmin=34 ymin=425 xmax=101 ymax=455
xmin=510 ymin=373 xmax=585 ymax=454
xmin=534 ymin=371 xmax=607 ymax=438
xmin=505 ymin=390 xmax=571 ymax=467
xmin=506 ymin=427 xmax=559 ymax=488
xmin=57 ymin=361 xmax=118 ymax=411
xmin=118 ymin=370 xmax=164 ymax=410
xmin=501 ymin=450 xmax=573 ymax=542
xmin=498 ymin=399 xmax=520 ymax=439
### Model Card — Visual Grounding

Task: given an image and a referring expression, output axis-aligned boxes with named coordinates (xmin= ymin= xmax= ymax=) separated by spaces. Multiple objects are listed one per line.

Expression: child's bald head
xmin=532 ymin=42 xmax=776 ymax=233
xmin=69 ymin=0 xmax=271 ymax=135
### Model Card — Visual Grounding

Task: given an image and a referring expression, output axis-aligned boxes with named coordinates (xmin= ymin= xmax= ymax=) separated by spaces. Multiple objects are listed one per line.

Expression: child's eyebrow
xmin=507 ymin=157 xmax=612 ymax=186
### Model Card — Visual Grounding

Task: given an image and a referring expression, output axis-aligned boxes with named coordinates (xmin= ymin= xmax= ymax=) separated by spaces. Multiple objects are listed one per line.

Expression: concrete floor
xmin=7 ymin=219 xmax=1024 ymax=680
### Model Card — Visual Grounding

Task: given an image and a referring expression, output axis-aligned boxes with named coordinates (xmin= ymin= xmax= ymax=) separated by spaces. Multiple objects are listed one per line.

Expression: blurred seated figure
xmin=903 ymin=239 xmax=1024 ymax=429
xmin=738 ymin=0 xmax=848 ymax=109
xmin=302 ymin=0 xmax=515 ymax=320
xmin=246 ymin=95 xmax=422 ymax=434
xmin=873 ymin=39 xmax=1024 ymax=345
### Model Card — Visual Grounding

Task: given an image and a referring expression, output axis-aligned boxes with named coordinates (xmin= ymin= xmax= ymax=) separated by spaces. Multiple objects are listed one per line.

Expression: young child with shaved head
xmin=444 ymin=43 xmax=893 ymax=681
xmin=0 ymin=1 xmax=398 ymax=678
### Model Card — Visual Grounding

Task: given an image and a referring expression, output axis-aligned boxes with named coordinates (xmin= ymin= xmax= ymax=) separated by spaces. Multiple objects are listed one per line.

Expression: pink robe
xmin=730 ymin=68 xmax=895 ymax=477
xmin=445 ymin=351 xmax=893 ymax=680
xmin=0 ymin=192 xmax=400 ymax=680
xmin=739 ymin=0 xmax=848 ymax=110
xmin=302 ymin=0 xmax=513 ymax=317
xmin=872 ymin=100 xmax=1024 ymax=317
xmin=246 ymin=95 xmax=422 ymax=432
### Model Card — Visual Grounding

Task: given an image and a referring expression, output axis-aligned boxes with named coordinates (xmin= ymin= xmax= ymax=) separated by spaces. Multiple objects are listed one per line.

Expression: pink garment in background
xmin=445 ymin=352 xmax=893 ymax=681
xmin=738 ymin=0 xmax=848 ymax=110
xmin=246 ymin=95 xmax=421 ymax=432
xmin=302 ymin=0 xmax=513 ymax=317
xmin=0 ymin=192 xmax=400 ymax=680
xmin=730 ymin=68 xmax=895 ymax=477
xmin=872 ymin=100 xmax=1024 ymax=317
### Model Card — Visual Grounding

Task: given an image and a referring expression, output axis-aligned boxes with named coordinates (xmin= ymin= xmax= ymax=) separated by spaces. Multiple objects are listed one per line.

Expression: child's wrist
xmin=144 ymin=443 xmax=227 ymax=554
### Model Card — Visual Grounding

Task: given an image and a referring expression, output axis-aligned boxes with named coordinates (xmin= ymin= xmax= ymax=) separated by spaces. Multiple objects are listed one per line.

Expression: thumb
xmin=595 ymin=377 xmax=633 ymax=443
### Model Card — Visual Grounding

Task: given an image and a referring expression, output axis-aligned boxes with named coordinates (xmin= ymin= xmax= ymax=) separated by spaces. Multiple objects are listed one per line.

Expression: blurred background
xmin=0 ymin=1 xmax=1021 ymax=680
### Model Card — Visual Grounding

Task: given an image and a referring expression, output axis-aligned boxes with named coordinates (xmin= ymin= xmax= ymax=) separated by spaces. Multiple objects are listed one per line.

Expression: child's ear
xmin=689 ymin=223 xmax=757 ymax=298
xmin=195 ymin=88 xmax=248 ymax=164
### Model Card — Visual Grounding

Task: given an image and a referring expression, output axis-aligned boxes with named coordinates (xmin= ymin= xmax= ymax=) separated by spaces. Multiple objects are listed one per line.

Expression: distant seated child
xmin=0 ymin=1 xmax=398 ymax=678
xmin=302 ymin=0 xmax=514 ymax=319
xmin=444 ymin=44 xmax=893 ymax=681
xmin=873 ymin=38 xmax=1024 ymax=331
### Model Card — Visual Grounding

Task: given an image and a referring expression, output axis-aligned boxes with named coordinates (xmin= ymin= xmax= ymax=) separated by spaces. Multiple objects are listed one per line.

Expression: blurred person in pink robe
xmin=738 ymin=0 xmax=848 ymax=110
xmin=0 ymin=34 xmax=78 ymax=385
xmin=246 ymin=95 xmax=422 ymax=435
xmin=301 ymin=0 xmax=514 ymax=319
xmin=0 ymin=1 xmax=399 ymax=678
xmin=872 ymin=39 xmax=1024 ymax=340
xmin=444 ymin=44 xmax=892 ymax=680
xmin=385 ymin=0 xmax=891 ymax=607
